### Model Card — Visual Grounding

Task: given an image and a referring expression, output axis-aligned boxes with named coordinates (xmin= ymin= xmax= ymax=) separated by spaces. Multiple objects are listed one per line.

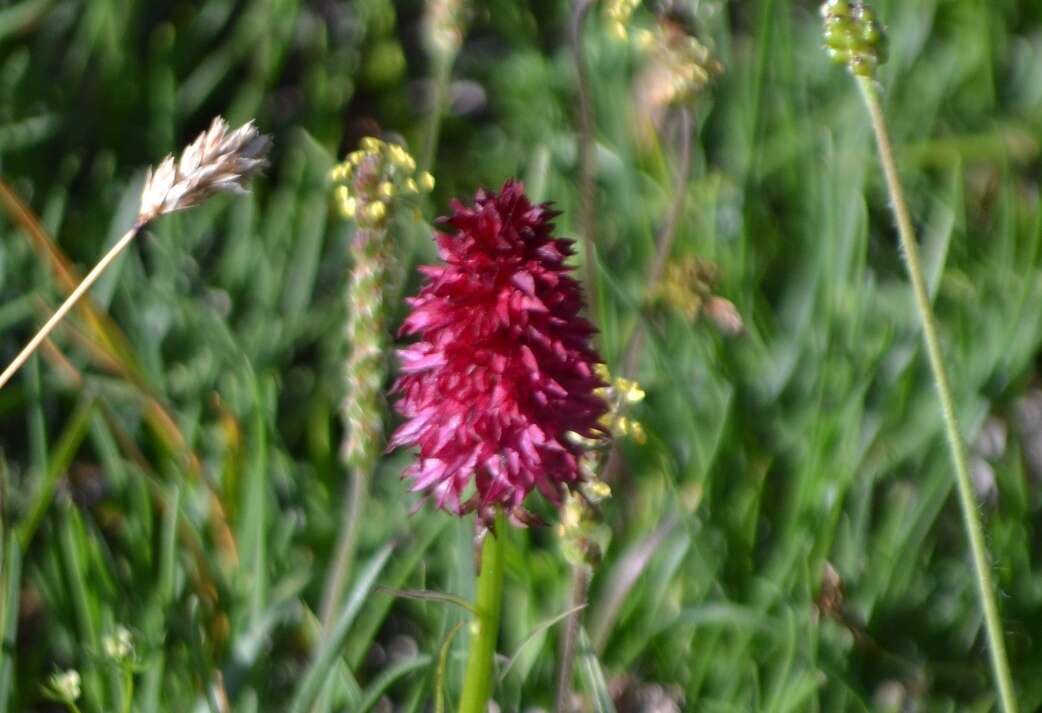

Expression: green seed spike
xmin=820 ymin=0 xmax=887 ymax=77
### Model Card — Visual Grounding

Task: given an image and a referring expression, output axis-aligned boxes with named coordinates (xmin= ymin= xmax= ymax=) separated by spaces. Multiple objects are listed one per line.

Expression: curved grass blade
xmin=288 ymin=544 xmax=394 ymax=713
xmin=576 ymin=628 xmax=616 ymax=713
xmin=498 ymin=604 xmax=586 ymax=684
xmin=356 ymin=655 xmax=432 ymax=713
xmin=434 ymin=621 xmax=465 ymax=713
xmin=375 ymin=588 xmax=476 ymax=615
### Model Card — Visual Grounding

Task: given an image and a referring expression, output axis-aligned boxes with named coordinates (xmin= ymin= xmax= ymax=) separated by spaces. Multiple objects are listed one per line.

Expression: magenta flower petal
xmin=390 ymin=181 xmax=608 ymax=523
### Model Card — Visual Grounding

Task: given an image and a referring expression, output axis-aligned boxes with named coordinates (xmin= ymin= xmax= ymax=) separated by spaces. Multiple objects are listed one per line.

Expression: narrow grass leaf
xmin=374 ymin=588 xmax=476 ymax=615
xmin=0 ymin=538 xmax=22 ymax=713
xmin=434 ymin=621 xmax=465 ymax=713
xmin=499 ymin=604 xmax=586 ymax=684
xmin=356 ymin=655 xmax=432 ymax=713
xmin=16 ymin=397 xmax=95 ymax=549
xmin=346 ymin=517 xmax=447 ymax=669
xmin=576 ymin=628 xmax=616 ymax=713
xmin=288 ymin=544 xmax=394 ymax=713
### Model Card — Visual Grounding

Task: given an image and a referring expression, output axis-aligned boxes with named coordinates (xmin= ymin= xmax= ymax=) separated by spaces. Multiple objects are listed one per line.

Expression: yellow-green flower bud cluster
xmin=821 ymin=0 xmax=887 ymax=77
xmin=560 ymin=365 xmax=646 ymax=566
xmin=594 ymin=363 xmax=648 ymax=444
xmin=332 ymin=139 xmax=434 ymax=473
xmin=654 ymin=256 xmax=743 ymax=335
xmin=651 ymin=29 xmax=723 ymax=106
xmin=605 ymin=0 xmax=642 ymax=40
xmin=558 ymin=484 xmax=612 ymax=567
xmin=656 ymin=256 xmax=716 ymax=323
xmin=624 ymin=13 xmax=723 ymax=116
xmin=329 ymin=137 xmax=434 ymax=230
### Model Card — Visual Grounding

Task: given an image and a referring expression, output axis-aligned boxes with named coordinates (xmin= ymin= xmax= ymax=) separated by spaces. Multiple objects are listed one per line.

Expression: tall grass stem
xmin=457 ymin=514 xmax=506 ymax=713
xmin=421 ymin=57 xmax=454 ymax=173
xmin=0 ymin=224 xmax=142 ymax=391
xmin=318 ymin=470 xmax=368 ymax=630
xmin=554 ymin=563 xmax=591 ymax=713
xmin=569 ymin=0 xmax=598 ymax=316
xmin=856 ymin=75 xmax=1018 ymax=713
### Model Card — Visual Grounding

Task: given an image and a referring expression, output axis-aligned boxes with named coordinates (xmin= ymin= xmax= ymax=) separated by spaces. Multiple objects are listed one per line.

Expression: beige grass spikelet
xmin=138 ymin=116 xmax=271 ymax=224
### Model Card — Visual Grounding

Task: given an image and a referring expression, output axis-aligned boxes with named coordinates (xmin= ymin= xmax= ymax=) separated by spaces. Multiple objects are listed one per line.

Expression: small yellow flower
xmin=364 ymin=201 xmax=387 ymax=223
xmin=605 ymin=0 xmax=642 ymax=40
xmin=614 ymin=377 xmax=645 ymax=403
xmin=633 ymin=28 xmax=655 ymax=49
xmin=339 ymin=195 xmax=357 ymax=219
xmin=583 ymin=479 xmax=612 ymax=502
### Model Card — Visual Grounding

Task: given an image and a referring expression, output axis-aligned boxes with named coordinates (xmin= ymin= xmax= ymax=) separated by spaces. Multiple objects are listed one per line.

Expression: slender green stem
xmin=569 ymin=0 xmax=598 ymax=318
xmin=457 ymin=513 xmax=506 ymax=713
xmin=856 ymin=75 xmax=1018 ymax=713
xmin=317 ymin=469 xmax=368 ymax=630
xmin=319 ymin=223 xmax=390 ymax=636
xmin=119 ymin=668 xmax=134 ymax=713
xmin=554 ymin=563 xmax=590 ymax=713
xmin=421 ymin=55 xmax=454 ymax=173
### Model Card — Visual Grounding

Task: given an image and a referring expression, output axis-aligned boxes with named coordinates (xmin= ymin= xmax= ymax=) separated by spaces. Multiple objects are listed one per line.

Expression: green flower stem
xmin=569 ymin=0 xmax=599 ymax=318
xmin=554 ymin=563 xmax=590 ymax=713
xmin=318 ymin=225 xmax=390 ymax=632
xmin=317 ymin=470 xmax=369 ymax=630
xmin=458 ymin=513 xmax=506 ymax=713
xmin=119 ymin=667 xmax=134 ymax=713
xmin=421 ymin=54 xmax=454 ymax=173
xmin=856 ymin=75 xmax=1018 ymax=713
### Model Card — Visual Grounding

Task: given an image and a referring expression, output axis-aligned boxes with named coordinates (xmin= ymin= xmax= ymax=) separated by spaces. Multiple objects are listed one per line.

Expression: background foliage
xmin=2 ymin=0 xmax=1042 ymax=711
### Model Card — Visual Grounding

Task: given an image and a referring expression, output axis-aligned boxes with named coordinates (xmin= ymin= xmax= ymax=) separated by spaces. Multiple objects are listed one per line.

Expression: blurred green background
xmin=2 ymin=0 xmax=1042 ymax=711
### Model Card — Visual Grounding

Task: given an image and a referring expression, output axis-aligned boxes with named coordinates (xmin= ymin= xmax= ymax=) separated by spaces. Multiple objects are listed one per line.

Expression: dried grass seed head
xmin=138 ymin=116 xmax=271 ymax=224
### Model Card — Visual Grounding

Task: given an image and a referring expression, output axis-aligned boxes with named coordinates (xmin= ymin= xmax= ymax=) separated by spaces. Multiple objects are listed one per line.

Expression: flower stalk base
xmin=458 ymin=512 xmax=506 ymax=713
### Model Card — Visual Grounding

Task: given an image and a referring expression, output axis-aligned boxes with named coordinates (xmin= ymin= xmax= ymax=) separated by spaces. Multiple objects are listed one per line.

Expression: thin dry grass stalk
xmin=0 ymin=116 xmax=270 ymax=391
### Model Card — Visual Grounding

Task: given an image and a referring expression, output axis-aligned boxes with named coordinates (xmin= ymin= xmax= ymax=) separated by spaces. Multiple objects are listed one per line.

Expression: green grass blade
xmin=16 ymin=397 xmax=95 ymax=549
xmin=0 ymin=537 xmax=22 ymax=713
xmin=288 ymin=544 xmax=394 ymax=713
xmin=355 ymin=655 xmax=432 ymax=713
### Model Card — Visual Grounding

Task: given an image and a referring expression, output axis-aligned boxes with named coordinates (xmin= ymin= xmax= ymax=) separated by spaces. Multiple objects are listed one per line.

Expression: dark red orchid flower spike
xmin=390 ymin=181 xmax=609 ymax=526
